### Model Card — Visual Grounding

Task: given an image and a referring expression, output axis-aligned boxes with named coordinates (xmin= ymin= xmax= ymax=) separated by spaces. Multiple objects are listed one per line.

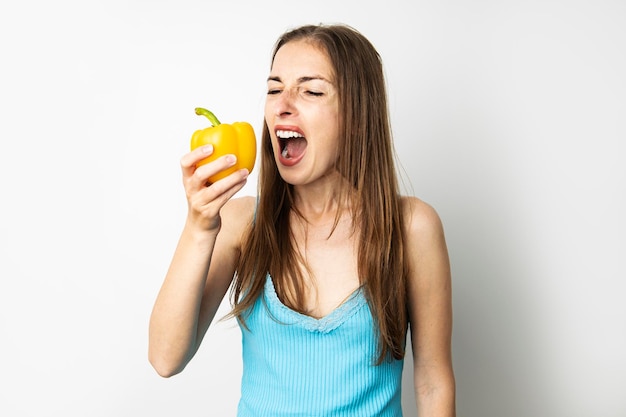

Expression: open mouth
xmin=277 ymin=129 xmax=307 ymax=160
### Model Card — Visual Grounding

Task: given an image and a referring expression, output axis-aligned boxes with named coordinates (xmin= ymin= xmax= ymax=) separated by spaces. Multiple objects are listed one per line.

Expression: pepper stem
xmin=195 ymin=107 xmax=221 ymax=126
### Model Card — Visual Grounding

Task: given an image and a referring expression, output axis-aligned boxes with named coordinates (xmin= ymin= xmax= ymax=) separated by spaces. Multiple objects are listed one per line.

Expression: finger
xmin=180 ymin=145 xmax=214 ymax=177
xmin=186 ymin=165 xmax=247 ymax=210
xmin=189 ymin=169 xmax=249 ymax=218
xmin=199 ymin=168 xmax=249 ymax=205
xmin=189 ymin=154 xmax=238 ymax=189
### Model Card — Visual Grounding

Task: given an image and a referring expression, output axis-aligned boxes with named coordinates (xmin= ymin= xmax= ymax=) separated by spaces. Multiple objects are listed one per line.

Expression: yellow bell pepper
xmin=190 ymin=107 xmax=256 ymax=184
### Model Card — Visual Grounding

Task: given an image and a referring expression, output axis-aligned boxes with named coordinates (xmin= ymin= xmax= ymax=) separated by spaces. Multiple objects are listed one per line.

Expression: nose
xmin=272 ymin=88 xmax=298 ymax=117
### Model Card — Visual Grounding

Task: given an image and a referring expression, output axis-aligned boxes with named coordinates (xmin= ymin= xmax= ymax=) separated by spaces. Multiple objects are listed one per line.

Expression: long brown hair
xmin=230 ymin=24 xmax=408 ymax=364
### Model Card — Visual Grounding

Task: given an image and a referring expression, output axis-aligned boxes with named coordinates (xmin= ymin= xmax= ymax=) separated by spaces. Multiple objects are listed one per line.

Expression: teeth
xmin=276 ymin=130 xmax=304 ymax=139
xmin=282 ymin=147 xmax=289 ymax=158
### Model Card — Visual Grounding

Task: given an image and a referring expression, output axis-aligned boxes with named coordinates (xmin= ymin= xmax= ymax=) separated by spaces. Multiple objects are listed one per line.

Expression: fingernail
xmin=225 ymin=154 xmax=237 ymax=165
xmin=202 ymin=145 xmax=213 ymax=154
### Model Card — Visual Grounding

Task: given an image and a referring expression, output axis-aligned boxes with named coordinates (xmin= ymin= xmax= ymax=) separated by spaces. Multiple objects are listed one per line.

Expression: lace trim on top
xmin=263 ymin=275 xmax=367 ymax=334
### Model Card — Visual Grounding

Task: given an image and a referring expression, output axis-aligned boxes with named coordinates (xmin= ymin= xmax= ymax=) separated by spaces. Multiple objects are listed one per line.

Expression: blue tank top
xmin=237 ymin=275 xmax=404 ymax=416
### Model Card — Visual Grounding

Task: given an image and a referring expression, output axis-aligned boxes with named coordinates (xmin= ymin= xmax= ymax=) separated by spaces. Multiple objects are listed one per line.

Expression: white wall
xmin=1 ymin=1 xmax=624 ymax=416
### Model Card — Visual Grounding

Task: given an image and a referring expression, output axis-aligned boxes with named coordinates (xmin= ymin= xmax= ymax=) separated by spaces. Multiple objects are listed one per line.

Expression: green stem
xmin=195 ymin=107 xmax=221 ymax=126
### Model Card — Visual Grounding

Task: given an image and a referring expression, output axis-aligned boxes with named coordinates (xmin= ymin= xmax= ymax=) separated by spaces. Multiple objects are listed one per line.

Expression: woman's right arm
xmin=148 ymin=145 xmax=252 ymax=377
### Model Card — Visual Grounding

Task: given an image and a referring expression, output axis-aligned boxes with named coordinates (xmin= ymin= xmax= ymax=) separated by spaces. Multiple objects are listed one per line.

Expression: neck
xmin=291 ymin=175 xmax=353 ymax=223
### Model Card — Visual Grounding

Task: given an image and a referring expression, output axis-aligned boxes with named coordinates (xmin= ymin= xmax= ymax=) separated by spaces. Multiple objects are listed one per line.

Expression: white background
xmin=1 ymin=0 xmax=624 ymax=416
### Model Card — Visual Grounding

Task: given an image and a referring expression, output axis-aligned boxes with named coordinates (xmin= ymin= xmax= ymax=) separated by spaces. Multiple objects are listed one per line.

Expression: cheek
xmin=323 ymin=103 xmax=340 ymax=129
xmin=323 ymin=110 xmax=340 ymax=140
xmin=264 ymin=102 xmax=272 ymax=124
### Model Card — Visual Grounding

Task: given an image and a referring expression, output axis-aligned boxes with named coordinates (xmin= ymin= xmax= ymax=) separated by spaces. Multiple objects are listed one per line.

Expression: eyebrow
xmin=267 ymin=75 xmax=332 ymax=84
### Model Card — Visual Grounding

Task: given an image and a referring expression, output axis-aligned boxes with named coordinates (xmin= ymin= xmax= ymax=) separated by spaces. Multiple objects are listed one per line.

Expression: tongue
xmin=284 ymin=137 xmax=307 ymax=158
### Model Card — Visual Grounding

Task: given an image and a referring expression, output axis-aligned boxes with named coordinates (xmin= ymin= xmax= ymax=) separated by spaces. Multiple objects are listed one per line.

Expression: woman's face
xmin=265 ymin=40 xmax=340 ymax=186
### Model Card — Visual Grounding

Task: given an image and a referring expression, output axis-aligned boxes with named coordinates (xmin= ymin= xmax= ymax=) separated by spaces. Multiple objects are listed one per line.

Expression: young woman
xmin=149 ymin=24 xmax=455 ymax=416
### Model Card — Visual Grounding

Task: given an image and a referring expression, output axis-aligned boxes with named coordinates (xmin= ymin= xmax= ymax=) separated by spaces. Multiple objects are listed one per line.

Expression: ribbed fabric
xmin=237 ymin=275 xmax=404 ymax=417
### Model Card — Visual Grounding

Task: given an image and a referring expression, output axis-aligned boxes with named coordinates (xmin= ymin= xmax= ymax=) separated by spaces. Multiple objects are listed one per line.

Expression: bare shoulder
xmin=400 ymin=195 xmax=450 ymax=289
xmin=218 ymin=195 xmax=256 ymax=249
xmin=401 ymin=195 xmax=452 ymax=322
xmin=222 ymin=195 xmax=256 ymax=218
xmin=400 ymin=196 xmax=446 ymax=246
